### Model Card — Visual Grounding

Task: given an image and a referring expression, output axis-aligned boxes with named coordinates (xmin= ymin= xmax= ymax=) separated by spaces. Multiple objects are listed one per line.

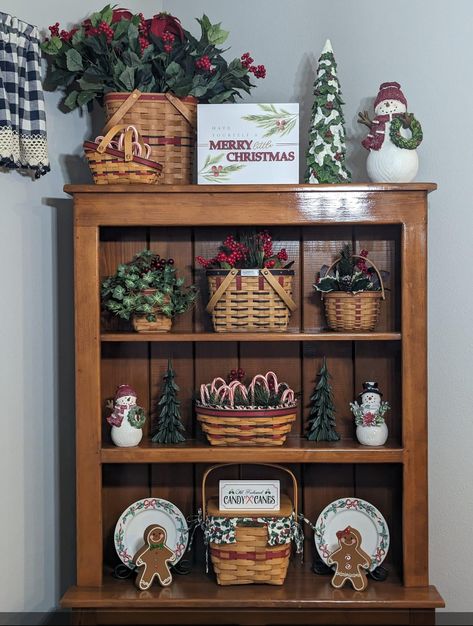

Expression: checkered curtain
xmin=0 ymin=12 xmax=49 ymax=177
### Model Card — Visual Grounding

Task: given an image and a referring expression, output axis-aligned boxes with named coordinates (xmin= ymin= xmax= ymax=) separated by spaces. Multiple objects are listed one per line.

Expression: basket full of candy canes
xmin=84 ymin=124 xmax=162 ymax=184
xmin=196 ymin=371 xmax=297 ymax=446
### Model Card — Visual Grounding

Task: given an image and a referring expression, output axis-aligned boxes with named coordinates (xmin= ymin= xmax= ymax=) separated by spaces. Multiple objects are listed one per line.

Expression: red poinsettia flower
xmin=147 ymin=12 xmax=184 ymax=41
xmin=112 ymin=8 xmax=133 ymax=23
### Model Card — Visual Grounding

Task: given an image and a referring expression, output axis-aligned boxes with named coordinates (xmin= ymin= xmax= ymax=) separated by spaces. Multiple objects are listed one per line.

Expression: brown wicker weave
xmin=206 ymin=268 xmax=296 ymax=333
xmin=132 ymin=313 xmax=172 ymax=333
xmin=322 ymin=255 xmax=385 ymax=332
xmin=84 ymin=124 xmax=162 ymax=185
xmin=203 ymin=463 xmax=297 ymax=586
xmin=196 ymin=405 xmax=297 ymax=446
xmin=103 ymin=90 xmax=197 ymax=185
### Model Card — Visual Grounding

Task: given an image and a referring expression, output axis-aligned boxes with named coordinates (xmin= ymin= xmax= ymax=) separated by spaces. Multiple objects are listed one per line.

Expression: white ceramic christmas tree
xmin=107 ymin=384 xmax=146 ymax=447
xmin=305 ymin=39 xmax=351 ymax=184
xmin=358 ymin=82 xmax=423 ymax=183
xmin=350 ymin=381 xmax=390 ymax=447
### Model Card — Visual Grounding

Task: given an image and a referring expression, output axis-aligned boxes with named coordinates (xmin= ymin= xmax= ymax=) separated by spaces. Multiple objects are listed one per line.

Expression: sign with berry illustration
xmin=198 ymin=103 xmax=299 ymax=184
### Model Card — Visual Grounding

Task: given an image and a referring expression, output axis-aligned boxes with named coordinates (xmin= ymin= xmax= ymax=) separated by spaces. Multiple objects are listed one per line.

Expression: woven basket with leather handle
xmin=103 ymin=90 xmax=197 ymax=185
xmin=321 ymin=254 xmax=385 ymax=332
xmin=203 ymin=463 xmax=298 ymax=586
xmin=84 ymin=124 xmax=162 ymax=184
xmin=206 ymin=268 xmax=296 ymax=332
xmin=196 ymin=405 xmax=297 ymax=446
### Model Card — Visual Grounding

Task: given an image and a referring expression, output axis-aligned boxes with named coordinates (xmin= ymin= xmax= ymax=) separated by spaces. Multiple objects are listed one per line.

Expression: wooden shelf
xmin=101 ymin=331 xmax=402 ymax=342
xmin=61 ymin=567 xmax=444 ymax=610
xmin=100 ymin=438 xmax=404 ymax=464
xmin=65 ymin=182 xmax=438 ymax=194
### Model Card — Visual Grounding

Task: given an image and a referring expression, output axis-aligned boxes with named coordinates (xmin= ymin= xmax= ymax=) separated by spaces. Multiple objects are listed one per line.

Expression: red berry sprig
xmin=48 ymin=22 xmax=60 ymax=37
xmin=98 ymin=20 xmax=114 ymax=43
xmin=240 ymin=53 xmax=266 ymax=79
xmin=195 ymin=55 xmax=212 ymax=71
xmin=162 ymin=31 xmax=175 ymax=53
xmin=228 ymin=368 xmax=245 ymax=383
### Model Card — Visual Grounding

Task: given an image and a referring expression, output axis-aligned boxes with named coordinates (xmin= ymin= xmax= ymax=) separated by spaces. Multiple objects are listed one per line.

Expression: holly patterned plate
xmin=314 ymin=498 xmax=389 ymax=571
xmin=115 ymin=498 xmax=188 ymax=569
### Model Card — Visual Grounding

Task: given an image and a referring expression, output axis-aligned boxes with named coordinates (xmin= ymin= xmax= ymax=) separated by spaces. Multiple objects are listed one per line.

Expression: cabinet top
xmin=64 ymin=182 xmax=437 ymax=195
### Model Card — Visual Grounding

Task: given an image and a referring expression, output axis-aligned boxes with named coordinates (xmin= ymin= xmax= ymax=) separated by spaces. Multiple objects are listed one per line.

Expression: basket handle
xmin=96 ymin=124 xmax=129 ymax=153
xmin=102 ymin=89 xmax=142 ymax=135
xmin=201 ymin=463 xmax=298 ymax=522
xmin=261 ymin=268 xmax=297 ymax=311
xmin=165 ymin=92 xmax=197 ymax=131
xmin=205 ymin=268 xmax=238 ymax=313
xmin=322 ymin=254 xmax=385 ymax=300
xmin=96 ymin=124 xmax=144 ymax=163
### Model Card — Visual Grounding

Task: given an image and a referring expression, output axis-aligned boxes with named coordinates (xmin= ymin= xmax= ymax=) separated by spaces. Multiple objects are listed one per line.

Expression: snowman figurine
xmin=358 ymin=82 xmax=423 ymax=183
xmin=107 ymin=384 xmax=146 ymax=447
xmin=350 ymin=381 xmax=390 ymax=447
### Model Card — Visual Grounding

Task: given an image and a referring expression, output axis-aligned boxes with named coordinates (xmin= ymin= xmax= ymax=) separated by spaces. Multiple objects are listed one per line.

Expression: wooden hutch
xmin=61 ymin=183 xmax=444 ymax=624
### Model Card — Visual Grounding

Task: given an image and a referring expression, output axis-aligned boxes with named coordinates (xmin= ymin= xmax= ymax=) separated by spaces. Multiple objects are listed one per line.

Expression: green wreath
xmin=127 ymin=406 xmax=146 ymax=429
xmin=389 ymin=115 xmax=423 ymax=150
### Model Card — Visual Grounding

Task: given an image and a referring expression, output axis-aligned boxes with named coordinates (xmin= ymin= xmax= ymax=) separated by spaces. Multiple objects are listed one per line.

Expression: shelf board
xmin=65 ymin=182 xmax=438 ymax=194
xmin=61 ymin=567 xmax=444 ymax=610
xmin=100 ymin=438 xmax=404 ymax=464
xmin=101 ymin=331 xmax=402 ymax=342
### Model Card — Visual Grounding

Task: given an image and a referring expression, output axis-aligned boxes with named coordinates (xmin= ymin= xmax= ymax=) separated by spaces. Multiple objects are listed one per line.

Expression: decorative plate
xmin=115 ymin=498 xmax=188 ymax=569
xmin=314 ymin=498 xmax=389 ymax=571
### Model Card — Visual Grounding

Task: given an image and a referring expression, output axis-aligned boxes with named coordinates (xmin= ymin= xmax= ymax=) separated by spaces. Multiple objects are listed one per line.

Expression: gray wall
xmin=1 ymin=0 xmax=471 ymax=616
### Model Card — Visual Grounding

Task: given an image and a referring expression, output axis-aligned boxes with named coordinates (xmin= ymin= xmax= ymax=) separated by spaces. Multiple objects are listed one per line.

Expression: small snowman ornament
xmin=350 ymin=382 xmax=390 ymax=447
xmin=107 ymin=384 xmax=146 ymax=447
xmin=358 ymin=82 xmax=423 ymax=182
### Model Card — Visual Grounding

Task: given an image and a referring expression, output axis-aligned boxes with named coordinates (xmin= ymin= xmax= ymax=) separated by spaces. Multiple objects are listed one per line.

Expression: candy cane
xmin=210 ymin=377 xmax=227 ymax=394
xmin=280 ymin=388 xmax=294 ymax=404
xmin=265 ymin=371 xmax=280 ymax=393
xmin=200 ymin=383 xmax=210 ymax=405
xmin=249 ymin=374 xmax=270 ymax=404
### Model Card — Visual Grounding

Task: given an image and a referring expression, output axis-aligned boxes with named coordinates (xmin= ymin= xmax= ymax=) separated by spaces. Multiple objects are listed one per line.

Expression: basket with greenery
xmin=196 ymin=231 xmax=297 ymax=333
xmin=196 ymin=371 xmax=297 ymax=446
xmin=314 ymin=245 xmax=388 ymax=332
xmin=101 ymin=249 xmax=197 ymax=333
xmin=41 ymin=6 xmax=266 ymax=183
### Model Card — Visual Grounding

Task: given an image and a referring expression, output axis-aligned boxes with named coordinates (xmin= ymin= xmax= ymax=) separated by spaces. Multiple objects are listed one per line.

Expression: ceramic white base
xmin=356 ymin=422 xmax=388 ymax=447
xmin=111 ymin=421 xmax=143 ymax=447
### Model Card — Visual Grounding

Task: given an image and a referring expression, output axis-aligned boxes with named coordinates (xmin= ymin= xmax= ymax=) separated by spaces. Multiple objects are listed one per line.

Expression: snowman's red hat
xmin=374 ymin=82 xmax=407 ymax=109
xmin=115 ymin=384 xmax=137 ymax=400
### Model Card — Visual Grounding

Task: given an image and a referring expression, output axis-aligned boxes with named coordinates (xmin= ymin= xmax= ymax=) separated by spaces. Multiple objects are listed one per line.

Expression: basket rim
xmin=206 ymin=268 xmax=295 ymax=276
xmin=195 ymin=405 xmax=297 ymax=418
xmin=323 ymin=289 xmax=383 ymax=298
xmin=104 ymin=92 xmax=197 ymax=104
xmin=83 ymin=141 xmax=163 ymax=171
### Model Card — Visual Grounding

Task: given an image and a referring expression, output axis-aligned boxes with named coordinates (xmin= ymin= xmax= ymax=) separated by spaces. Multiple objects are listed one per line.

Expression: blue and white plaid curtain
xmin=0 ymin=12 xmax=49 ymax=177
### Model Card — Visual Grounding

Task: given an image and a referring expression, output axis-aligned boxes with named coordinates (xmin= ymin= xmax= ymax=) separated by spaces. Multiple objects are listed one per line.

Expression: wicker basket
xmin=131 ymin=290 xmax=172 ymax=333
xmin=103 ymin=90 xmax=197 ymax=185
xmin=84 ymin=124 xmax=162 ymax=184
xmin=203 ymin=463 xmax=298 ymax=586
xmin=322 ymin=255 xmax=385 ymax=332
xmin=206 ymin=268 xmax=296 ymax=333
xmin=196 ymin=405 xmax=297 ymax=446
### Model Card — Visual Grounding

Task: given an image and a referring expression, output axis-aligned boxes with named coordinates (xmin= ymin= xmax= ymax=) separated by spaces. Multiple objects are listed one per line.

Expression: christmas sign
xmin=197 ymin=104 xmax=299 ymax=184
xmin=219 ymin=480 xmax=280 ymax=511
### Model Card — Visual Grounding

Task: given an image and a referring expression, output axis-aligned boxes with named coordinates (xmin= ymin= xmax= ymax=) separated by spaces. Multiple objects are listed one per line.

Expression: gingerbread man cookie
xmin=133 ymin=524 xmax=176 ymax=590
xmin=328 ymin=526 xmax=370 ymax=591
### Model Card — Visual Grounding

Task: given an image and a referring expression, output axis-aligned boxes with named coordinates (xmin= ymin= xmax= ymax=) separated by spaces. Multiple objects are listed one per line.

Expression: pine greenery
xmin=305 ymin=40 xmax=351 ymax=184
xmin=152 ymin=359 xmax=186 ymax=444
xmin=306 ymin=358 xmax=340 ymax=442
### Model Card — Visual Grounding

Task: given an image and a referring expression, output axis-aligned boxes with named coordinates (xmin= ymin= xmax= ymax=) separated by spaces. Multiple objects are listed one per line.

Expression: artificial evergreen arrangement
xmin=152 ymin=359 xmax=186 ymax=444
xmin=314 ymin=245 xmax=386 ymax=294
xmin=306 ymin=358 xmax=340 ymax=442
xmin=101 ymin=249 xmax=197 ymax=323
xmin=305 ymin=39 xmax=351 ymax=184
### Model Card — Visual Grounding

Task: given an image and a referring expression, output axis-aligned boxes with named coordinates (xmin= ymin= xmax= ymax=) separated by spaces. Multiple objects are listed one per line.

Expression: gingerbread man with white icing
xmin=328 ymin=526 xmax=370 ymax=591
xmin=133 ymin=524 xmax=176 ymax=590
